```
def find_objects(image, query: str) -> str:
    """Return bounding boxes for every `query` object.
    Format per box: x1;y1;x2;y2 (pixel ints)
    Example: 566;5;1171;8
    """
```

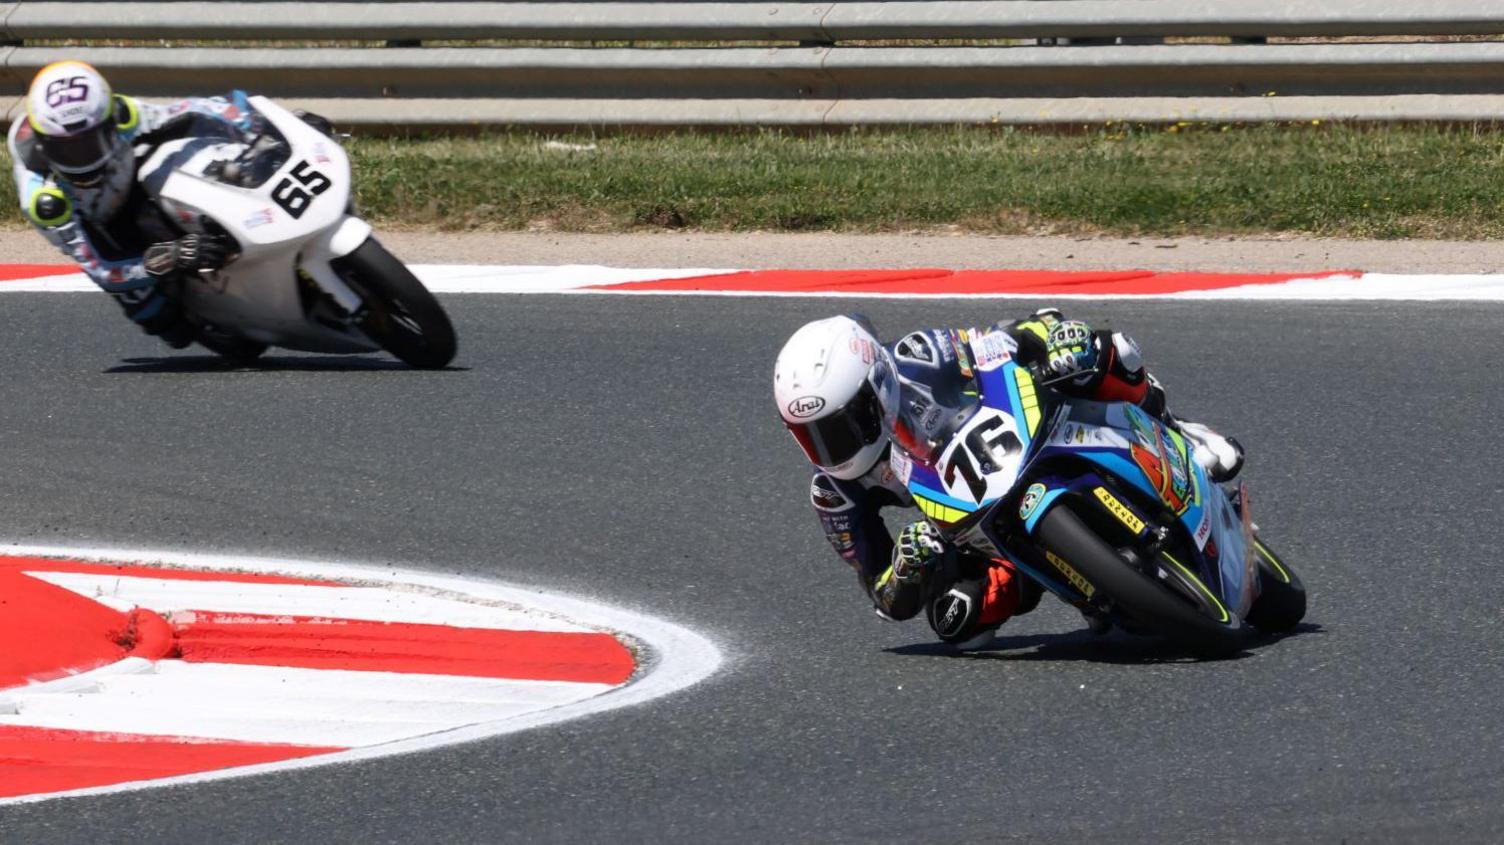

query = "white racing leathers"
8;91;259;331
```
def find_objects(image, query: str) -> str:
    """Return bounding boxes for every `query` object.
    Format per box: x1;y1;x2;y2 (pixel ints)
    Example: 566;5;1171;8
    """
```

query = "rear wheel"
1036;507;1247;658
333;238;456;369
1245;537;1307;633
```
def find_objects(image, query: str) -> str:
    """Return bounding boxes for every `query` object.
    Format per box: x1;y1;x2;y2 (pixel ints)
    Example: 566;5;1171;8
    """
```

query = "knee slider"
927;579;986;644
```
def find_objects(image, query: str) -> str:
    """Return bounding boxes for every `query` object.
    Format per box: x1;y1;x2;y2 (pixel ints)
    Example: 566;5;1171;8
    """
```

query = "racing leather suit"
809;314;1165;645
7;91;259;341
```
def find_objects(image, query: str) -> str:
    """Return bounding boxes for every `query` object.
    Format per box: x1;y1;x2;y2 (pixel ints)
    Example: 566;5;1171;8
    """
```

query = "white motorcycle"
142;96;456;368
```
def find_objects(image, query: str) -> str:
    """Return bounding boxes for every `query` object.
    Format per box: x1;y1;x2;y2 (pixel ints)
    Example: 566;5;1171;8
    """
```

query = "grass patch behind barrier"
4;122;1503;238
344;124;1504;239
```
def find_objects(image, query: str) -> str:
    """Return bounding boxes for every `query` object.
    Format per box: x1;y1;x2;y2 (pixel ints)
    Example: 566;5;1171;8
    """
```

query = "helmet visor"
40;121;120;183
787;380;884;469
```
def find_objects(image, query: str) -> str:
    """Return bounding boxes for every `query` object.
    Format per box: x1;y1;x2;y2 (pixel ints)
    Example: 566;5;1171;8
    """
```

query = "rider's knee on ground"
926;561;1020;645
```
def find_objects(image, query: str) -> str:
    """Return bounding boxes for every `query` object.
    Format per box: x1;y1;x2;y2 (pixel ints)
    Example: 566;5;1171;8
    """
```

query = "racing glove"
1044;319;1099;378
892;521;947;583
143;233;230;278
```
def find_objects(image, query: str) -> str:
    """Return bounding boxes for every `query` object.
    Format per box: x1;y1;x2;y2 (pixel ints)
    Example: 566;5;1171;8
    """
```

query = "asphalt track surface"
2;292;1502;843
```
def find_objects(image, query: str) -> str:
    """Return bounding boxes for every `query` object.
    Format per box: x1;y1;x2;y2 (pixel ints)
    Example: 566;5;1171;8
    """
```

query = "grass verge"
6;123;1504;238
345;124;1504;239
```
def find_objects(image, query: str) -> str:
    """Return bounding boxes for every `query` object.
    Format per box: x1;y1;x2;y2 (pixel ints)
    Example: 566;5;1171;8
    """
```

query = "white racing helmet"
26;61;135;218
774;315;900;480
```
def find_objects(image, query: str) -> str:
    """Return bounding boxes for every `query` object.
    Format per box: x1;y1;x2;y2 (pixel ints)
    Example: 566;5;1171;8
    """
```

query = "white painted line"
409;264;737;293
0;272;94;291
12;264;1501;299
27;570;592;632
2;662;614;747
0;266;738;294
1179;272;1504;301
0;543;724;807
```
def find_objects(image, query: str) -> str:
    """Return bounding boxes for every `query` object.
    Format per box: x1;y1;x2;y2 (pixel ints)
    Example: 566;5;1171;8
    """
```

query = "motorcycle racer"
7;61;263;347
773;310;1244;649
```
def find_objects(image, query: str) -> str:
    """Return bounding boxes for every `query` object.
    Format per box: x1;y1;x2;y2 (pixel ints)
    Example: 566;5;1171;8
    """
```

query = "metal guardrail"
1;1;1502;126
4;2;1504;42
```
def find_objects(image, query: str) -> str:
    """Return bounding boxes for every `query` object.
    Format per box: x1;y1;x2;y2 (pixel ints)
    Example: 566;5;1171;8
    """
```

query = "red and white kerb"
0;551;717;804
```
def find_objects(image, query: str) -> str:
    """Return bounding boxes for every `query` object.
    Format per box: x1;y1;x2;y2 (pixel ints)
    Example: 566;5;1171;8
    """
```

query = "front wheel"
1245;537;1307;633
332;238;457;369
1035;506;1248;658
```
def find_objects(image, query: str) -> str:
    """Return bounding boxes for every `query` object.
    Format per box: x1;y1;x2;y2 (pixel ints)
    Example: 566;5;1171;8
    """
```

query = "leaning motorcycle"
890;329;1306;657
142;95;456;368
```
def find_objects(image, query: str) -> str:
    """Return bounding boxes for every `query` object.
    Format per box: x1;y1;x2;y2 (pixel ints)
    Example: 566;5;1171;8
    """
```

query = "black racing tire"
1035;506;1248;658
1245;536;1308;634
196;327;268;362
334;238;456;369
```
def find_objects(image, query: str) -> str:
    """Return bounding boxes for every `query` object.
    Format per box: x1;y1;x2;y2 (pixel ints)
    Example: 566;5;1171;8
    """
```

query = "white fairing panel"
935;407;1026;506
146;96;377;353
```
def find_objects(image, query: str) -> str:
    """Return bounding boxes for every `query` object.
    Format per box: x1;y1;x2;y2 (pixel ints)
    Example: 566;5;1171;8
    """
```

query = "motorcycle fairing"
902;352;1039;529
1026;407;1256;617
149;96;378;353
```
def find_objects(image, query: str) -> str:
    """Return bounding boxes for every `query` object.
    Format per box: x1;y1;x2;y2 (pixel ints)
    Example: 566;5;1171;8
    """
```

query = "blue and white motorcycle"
888;328;1306;657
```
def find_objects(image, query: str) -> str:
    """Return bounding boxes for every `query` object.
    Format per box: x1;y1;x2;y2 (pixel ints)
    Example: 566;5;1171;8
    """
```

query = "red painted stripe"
0;570;129;690
172;612;636;685
0;725;339;799
0;263;74;282
589;268;1355;295
0;556;337;586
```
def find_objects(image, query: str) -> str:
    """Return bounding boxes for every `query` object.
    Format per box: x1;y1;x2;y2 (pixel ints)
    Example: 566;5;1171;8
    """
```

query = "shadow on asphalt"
105;356;470;374
886;622;1324;665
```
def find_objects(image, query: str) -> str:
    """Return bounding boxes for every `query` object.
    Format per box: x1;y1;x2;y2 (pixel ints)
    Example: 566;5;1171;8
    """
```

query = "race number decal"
45;77;91;107
938;409;1024;504
271;160;333;219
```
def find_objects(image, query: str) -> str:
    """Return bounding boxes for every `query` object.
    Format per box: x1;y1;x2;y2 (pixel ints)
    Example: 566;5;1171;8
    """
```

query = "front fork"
298;215;374;316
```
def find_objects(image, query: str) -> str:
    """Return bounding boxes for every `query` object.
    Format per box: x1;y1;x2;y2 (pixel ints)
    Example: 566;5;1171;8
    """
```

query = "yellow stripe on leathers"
1015;320;1049;341
1013;367;1041;436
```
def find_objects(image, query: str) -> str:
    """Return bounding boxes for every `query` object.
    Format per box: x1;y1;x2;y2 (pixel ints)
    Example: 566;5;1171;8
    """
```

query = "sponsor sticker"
933;330;956;363
889;448;913;485
787;395;826;418
810;475;852;512
1045;550;1096;598
952;330;974;377
1093;487;1146;534
970;330;1016;372
243;208;276;230
1194;512;1212;548
848;336;876;364
1018;482;1048;521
